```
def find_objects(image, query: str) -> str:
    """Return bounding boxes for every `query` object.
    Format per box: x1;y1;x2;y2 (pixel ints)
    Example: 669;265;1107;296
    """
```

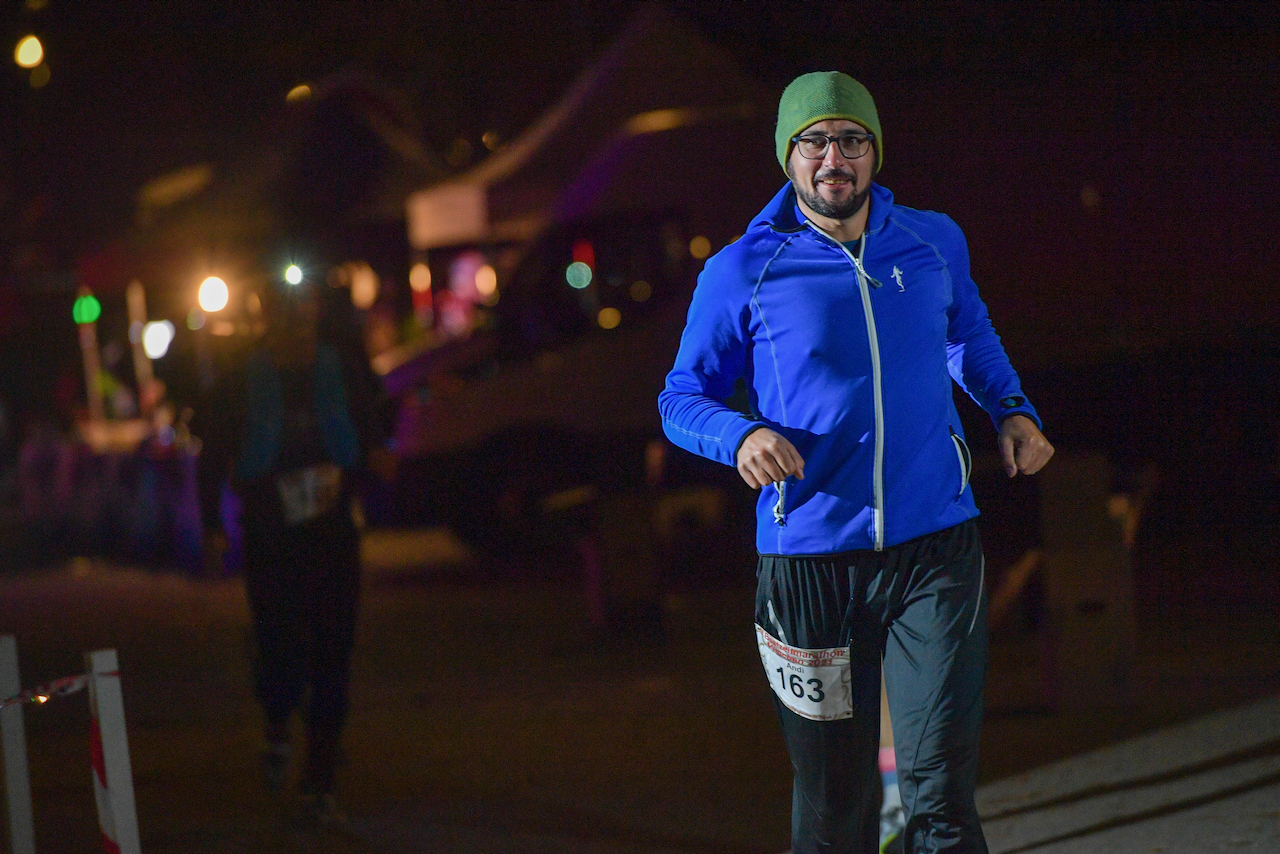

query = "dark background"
2;0;1279;586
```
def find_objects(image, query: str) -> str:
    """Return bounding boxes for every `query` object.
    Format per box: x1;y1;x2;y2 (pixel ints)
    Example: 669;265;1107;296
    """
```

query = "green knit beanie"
776;71;882;174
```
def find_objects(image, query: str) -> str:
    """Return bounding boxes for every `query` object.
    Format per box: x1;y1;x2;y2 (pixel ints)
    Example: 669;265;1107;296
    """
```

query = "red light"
572;239;595;269
412;287;433;313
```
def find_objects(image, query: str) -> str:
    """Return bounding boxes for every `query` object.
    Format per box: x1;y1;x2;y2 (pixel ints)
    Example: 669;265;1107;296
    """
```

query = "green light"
72;293;101;325
566;261;593;289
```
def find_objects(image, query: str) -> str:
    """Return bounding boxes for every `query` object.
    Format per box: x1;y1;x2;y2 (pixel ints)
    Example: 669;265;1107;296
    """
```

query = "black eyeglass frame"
790;132;876;160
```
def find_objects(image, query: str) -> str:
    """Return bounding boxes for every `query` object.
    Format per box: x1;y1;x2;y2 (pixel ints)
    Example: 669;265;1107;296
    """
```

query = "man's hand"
998;414;1054;477
736;428;805;489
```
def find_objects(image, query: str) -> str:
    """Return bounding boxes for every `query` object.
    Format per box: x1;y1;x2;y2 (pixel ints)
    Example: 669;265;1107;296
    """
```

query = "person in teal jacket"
197;276;385;829
659;72;1053;853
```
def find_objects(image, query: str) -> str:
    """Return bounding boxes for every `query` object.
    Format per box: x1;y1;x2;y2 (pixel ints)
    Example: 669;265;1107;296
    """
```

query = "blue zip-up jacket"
659;182;1041;555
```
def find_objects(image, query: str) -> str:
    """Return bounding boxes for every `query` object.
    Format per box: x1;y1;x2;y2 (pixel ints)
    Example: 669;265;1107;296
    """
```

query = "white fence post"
0;635;35;854
86;650;140;854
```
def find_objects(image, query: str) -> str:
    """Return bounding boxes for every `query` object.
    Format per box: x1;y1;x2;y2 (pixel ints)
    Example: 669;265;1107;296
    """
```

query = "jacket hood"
749;181;895;236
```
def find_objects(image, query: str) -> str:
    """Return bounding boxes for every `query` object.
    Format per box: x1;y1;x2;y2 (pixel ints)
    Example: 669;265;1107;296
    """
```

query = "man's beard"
787;163;869;221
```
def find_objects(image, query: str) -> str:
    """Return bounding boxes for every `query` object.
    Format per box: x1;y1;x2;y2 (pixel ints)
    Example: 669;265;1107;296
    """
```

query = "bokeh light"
187;308;206;330
475;264;497;295
597;307;622;329
409;262;432;293
284;265;303;285
14;36;42;69
481;130;500;151
629;280;652;302
349;262;380;309
72;293;101;324
29;63;49;89
1081;184;1102;211
142;320;176;359
689;235;712;259
572;239;595;269
198;276;229;312
286;84;312;102
566;261;592;289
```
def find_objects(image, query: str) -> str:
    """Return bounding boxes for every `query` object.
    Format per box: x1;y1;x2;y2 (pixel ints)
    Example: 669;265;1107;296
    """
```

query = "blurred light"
566;261;592;289
481;130;500;150
25;0;49;10
187;308;205;330
630;280;652;302
129;320;143;344
142;320;176;359
35;695;48;704
409;262;432;293
597;307;622;329
572;239;595;269
29;63;50;89
72;293;101;325
475;264;497;297
284;264;303;285
286;84;312;102
412;285;433;317
198;276;229;312
625;107;695;136
348;262;380;309
247;292;262;315
1081;184;1102;211
14;36;42;69
210;320;235;336
689;235;712;260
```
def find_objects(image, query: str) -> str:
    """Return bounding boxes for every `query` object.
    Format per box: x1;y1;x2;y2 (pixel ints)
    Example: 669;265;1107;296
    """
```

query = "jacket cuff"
995;401;1042;431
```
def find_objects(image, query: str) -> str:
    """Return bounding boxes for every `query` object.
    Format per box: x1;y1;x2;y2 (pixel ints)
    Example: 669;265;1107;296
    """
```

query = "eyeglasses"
791;132;875;161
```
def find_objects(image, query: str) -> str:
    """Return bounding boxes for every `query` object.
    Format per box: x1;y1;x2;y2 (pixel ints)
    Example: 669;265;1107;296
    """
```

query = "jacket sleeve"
658;251;763;467
941;217;1043;430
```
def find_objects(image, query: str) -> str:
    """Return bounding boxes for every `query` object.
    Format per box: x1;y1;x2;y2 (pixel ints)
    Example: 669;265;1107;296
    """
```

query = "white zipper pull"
853;255;884;289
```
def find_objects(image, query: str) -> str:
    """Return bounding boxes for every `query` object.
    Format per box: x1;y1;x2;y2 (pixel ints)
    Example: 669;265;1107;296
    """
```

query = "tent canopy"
406;5;779;251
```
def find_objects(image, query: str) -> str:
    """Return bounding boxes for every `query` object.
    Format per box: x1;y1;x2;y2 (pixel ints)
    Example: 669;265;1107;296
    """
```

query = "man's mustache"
814;169;855;182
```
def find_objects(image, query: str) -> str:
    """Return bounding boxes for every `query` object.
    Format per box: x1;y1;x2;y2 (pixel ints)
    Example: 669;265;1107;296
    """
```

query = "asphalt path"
0;528;1275;853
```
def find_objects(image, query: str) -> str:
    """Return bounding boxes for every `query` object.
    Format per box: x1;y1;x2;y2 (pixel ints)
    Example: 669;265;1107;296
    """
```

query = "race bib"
275;464;343;525
755;624;853;721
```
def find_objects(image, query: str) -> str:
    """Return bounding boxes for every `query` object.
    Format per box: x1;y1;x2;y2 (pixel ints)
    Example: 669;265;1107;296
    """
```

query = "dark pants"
243;511;361;794
755;520;988;854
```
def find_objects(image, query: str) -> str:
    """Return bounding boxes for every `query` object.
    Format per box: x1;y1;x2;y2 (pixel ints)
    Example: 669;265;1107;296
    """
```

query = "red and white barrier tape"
0;673;90;711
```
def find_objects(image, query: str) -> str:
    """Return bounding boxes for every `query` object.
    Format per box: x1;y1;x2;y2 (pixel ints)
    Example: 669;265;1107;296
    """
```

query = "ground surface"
0;527;1277;853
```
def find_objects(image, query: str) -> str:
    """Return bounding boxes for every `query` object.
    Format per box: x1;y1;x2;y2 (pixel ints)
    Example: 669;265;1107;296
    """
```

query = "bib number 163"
755;625;853;721
776;668;826;703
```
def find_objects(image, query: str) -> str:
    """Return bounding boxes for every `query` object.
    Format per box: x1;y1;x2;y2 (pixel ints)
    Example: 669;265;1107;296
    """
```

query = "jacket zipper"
950;428;972;498
809;224;886;550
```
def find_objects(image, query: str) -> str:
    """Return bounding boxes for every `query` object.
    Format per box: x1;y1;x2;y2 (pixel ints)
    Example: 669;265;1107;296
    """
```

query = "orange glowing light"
475;264;497;297
14;35;42;69
598;307;621;329
198;276;229;312
409;262;432;293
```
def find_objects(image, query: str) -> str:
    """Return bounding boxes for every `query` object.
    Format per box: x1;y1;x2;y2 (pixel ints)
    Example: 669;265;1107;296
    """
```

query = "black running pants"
755;519;989;854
